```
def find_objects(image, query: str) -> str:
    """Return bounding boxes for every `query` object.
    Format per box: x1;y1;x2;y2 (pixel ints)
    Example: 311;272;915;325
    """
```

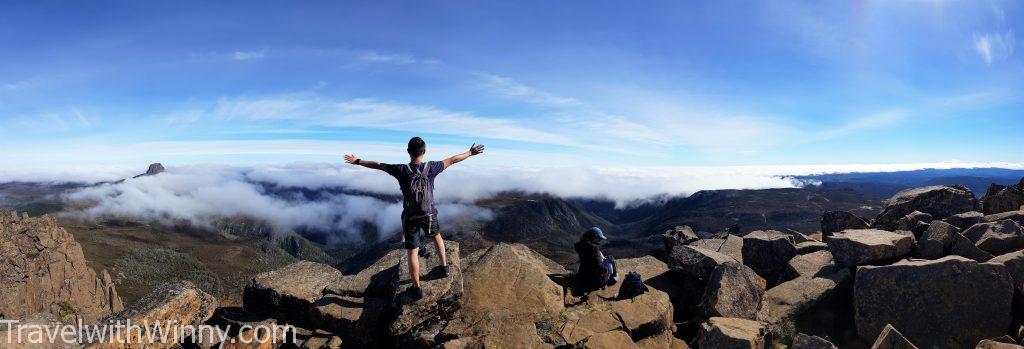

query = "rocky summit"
7;177;1024;348
0;210;122;323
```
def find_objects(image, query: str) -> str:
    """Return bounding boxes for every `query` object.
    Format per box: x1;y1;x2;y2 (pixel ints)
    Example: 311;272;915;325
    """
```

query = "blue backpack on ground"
617;271;647;300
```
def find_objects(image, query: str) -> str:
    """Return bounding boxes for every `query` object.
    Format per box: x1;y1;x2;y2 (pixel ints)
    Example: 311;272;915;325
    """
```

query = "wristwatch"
354;159;361;165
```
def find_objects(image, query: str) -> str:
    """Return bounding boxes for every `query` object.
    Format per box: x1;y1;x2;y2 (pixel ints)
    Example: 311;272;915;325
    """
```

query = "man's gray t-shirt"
382;161;445;219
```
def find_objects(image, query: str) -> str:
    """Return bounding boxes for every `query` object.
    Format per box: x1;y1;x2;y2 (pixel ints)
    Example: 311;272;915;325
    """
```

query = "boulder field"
6;178;1024;348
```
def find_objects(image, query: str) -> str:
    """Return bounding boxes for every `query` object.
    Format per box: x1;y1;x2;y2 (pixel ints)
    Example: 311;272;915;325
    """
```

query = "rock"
825;229;915;267
556;308;624;344
913;220;959;259
583;330;640;349
895;211;932;237
820;210;870;236
784;251;838;280
783;229;813;243
311;249;402;345
869;324;918;349
593;255;677;300
663;226;699;252
689;235;744;263
854;256;1012;348
0;210;123;323
757;269;850;331
697;317;766;349
951;231;995;262
389;242;463;347
86;281;218;349
794;241;828;255
609;291;674;340
976;337;1024;349
132;163;166;178
741;230;797;286
981;178;1024;215
243;260;341;326
701;261;765;320
990;250;1024;294
668;245;736;281
945;211;985;230
872;185;977;230
791;333;838;349
983;211;1024;227
442;243;566;348
964;220;1024;255
636;331;691;349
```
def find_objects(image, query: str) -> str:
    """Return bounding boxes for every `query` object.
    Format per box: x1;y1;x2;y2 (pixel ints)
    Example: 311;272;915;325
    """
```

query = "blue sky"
1;0;1021;170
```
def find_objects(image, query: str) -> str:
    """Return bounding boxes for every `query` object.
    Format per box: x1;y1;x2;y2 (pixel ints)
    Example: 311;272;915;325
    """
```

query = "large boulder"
976;337;1024;349
825;229;914;267
756;269;851;332
243;260;341;325
791;333;838;349
872;185;977;230
794;241;828;255
981;179;1024;215
636;331;691;349
869;324;918;349
895;211;932;237
583;330;640;349
663;226;699;252
0;211;123;323
593;255;677;300
697;317;766;349
951;231;995;262
741;230;797;286
389;242;464;347
85;281;218;349
983;210;1024;227
964;220;1024;255
945;211;985;230
784;251;837;280
701;261;765;320
913;220;959;259
854;256;1013;349
820;210;870;236
668;245;736;281
990;250;1024;294
442;243;566;348
689;235;744;263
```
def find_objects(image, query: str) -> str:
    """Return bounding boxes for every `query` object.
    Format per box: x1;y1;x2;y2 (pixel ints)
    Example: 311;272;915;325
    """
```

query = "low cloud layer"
14;161;1024;242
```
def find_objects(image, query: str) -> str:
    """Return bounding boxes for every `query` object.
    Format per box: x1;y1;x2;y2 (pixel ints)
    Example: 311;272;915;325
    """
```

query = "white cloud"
59;164;494;243
213;97;575;146
974;31;1015;65
478;73;583;107
356;50;424;65
232;50;267;61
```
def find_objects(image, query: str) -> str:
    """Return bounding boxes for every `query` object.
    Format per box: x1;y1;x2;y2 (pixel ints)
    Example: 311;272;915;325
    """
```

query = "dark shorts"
402;215;440;249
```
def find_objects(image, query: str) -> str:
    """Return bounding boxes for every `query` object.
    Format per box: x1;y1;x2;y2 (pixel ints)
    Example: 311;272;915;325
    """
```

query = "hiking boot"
439;265;450;278
409;286;424;301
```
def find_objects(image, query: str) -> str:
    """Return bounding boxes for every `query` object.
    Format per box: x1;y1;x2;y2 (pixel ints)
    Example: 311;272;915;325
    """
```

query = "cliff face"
0;210;123;323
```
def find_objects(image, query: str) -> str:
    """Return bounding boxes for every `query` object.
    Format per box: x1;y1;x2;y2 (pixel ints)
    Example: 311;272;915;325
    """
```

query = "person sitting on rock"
344;137;485;300
574;227;617;292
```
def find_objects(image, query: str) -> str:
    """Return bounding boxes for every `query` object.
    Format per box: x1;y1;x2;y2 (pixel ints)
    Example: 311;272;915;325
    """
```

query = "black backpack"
617;272;647;300
407;162;433;215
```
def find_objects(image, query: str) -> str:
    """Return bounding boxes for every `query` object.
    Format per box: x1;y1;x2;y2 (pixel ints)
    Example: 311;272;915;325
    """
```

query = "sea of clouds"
4;161;1023;242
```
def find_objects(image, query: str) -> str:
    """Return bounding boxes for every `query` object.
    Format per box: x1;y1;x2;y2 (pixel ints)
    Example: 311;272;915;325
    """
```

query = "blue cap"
587;227;607;240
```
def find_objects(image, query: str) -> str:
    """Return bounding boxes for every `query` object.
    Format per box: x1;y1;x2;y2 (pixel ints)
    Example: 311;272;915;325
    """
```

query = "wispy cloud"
477;73;583;108
974;31;1015;65
213;96;574;146
232;50;267;61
